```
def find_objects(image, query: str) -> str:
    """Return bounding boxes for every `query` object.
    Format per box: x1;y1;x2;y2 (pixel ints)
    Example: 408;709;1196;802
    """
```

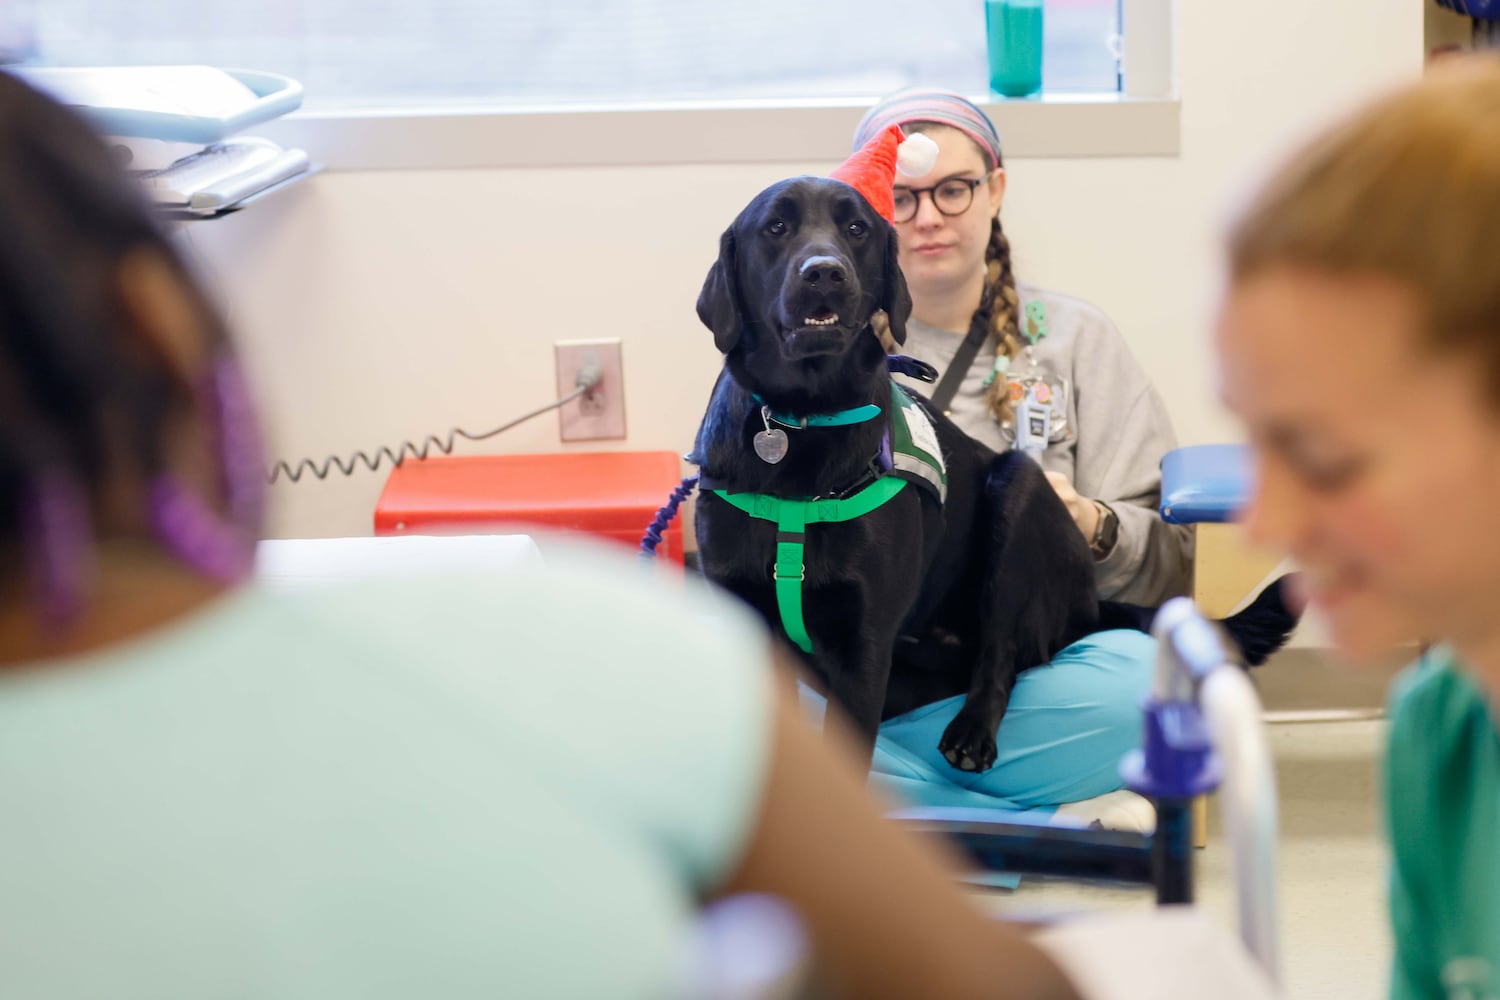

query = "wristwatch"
1089;500;1119;560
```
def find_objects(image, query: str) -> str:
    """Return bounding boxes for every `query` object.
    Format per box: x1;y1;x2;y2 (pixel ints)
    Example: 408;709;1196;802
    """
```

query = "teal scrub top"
1386;650;1500;1000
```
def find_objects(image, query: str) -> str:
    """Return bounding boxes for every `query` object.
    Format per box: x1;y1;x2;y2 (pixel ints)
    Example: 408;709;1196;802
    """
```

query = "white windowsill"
256;93;1180;172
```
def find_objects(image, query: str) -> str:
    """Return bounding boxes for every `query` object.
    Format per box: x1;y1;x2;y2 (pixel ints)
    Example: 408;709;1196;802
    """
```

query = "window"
11;0;1120;110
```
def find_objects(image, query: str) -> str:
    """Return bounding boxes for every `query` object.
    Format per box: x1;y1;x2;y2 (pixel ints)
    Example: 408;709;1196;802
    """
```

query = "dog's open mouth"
784;309;850;357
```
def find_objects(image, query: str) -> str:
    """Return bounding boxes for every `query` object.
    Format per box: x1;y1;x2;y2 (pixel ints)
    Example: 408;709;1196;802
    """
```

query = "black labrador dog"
689;175;1290;771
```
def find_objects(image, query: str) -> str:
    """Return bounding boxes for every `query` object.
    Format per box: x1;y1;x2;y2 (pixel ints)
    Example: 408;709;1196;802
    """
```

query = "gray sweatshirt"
893;284;1193;605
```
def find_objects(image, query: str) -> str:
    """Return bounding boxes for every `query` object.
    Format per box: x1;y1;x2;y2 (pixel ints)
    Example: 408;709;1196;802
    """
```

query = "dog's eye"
764;219;788;237
847;220;869;238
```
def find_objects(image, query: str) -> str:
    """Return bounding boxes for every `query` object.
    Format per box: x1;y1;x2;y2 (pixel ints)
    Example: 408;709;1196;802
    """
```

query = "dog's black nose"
799;255;846;286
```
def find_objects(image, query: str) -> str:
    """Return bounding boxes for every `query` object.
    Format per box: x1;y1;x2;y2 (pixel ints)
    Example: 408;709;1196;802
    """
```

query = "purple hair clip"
21;470;96;631
148;356;266;584
209;357;266;535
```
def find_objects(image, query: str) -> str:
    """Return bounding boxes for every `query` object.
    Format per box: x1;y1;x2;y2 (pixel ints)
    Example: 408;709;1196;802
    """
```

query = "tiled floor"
974;719;1391;999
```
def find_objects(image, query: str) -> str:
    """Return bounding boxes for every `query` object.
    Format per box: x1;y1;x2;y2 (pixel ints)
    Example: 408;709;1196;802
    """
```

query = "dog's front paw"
939;706;998;773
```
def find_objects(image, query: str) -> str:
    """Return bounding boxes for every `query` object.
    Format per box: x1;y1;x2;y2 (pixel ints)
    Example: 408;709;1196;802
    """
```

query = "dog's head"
696;176;911;367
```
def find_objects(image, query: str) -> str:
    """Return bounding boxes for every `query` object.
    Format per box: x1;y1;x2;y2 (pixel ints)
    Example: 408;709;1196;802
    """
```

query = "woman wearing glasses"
838;90;1201;823
858;89;1192;606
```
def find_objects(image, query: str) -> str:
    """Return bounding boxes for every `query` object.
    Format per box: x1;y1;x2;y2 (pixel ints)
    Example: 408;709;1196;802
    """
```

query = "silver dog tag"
754;406;789;464
754;429;789;464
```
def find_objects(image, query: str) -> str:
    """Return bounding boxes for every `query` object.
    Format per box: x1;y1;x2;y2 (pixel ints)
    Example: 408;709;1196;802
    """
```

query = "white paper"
254;535;544;596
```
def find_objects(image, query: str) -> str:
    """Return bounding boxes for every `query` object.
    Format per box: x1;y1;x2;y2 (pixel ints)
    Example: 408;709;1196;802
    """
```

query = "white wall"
186;0;1423;540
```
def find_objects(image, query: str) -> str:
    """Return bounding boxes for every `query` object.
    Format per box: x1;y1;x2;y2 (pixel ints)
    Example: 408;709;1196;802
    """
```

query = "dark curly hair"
0;71;228;573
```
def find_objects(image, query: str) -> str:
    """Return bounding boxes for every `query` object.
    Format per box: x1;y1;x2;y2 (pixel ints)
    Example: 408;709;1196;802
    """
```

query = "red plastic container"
374;451;686;564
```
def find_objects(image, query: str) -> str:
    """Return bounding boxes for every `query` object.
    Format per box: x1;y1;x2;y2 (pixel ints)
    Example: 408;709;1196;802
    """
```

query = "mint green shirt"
1386;651;1500;999
0;553;771;999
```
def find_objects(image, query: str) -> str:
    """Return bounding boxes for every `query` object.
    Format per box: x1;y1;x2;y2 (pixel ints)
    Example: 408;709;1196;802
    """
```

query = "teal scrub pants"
801;629;1156;817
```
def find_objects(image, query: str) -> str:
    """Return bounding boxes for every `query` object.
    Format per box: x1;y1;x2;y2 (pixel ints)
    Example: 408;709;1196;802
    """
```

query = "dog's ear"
881;225;912;347
696;226;744;354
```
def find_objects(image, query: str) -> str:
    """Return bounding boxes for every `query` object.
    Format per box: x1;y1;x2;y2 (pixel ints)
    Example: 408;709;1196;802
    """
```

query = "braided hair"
904;122;1023;425
0;72;225;576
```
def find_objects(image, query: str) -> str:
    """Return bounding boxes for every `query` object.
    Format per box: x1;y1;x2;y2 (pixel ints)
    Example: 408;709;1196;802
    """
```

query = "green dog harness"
713;383;946;655
714;476;908;655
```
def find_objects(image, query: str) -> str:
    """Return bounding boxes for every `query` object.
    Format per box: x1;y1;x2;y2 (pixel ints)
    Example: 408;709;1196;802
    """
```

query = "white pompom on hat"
829;125;939;223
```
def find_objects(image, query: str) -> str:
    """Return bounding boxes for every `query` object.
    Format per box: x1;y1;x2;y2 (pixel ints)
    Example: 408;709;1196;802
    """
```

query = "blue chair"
1161;444;1251;526
1159;444;1282;619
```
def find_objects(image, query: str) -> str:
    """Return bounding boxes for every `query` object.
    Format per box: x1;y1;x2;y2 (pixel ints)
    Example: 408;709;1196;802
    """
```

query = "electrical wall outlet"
555;338;626;441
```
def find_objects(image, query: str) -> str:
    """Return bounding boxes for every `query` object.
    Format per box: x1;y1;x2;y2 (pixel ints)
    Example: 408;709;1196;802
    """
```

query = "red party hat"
829;124;939;222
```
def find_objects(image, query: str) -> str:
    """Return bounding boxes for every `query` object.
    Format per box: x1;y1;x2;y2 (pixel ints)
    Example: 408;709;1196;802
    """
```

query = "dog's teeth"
802;314;839;327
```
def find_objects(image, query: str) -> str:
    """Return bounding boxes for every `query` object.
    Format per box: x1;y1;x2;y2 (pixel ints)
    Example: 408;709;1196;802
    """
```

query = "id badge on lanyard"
1013;383;1051;457
1000;300;1071;449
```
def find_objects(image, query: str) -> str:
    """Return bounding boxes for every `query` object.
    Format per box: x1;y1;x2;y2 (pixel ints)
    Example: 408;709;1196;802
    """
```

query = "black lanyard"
927;319;990;416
